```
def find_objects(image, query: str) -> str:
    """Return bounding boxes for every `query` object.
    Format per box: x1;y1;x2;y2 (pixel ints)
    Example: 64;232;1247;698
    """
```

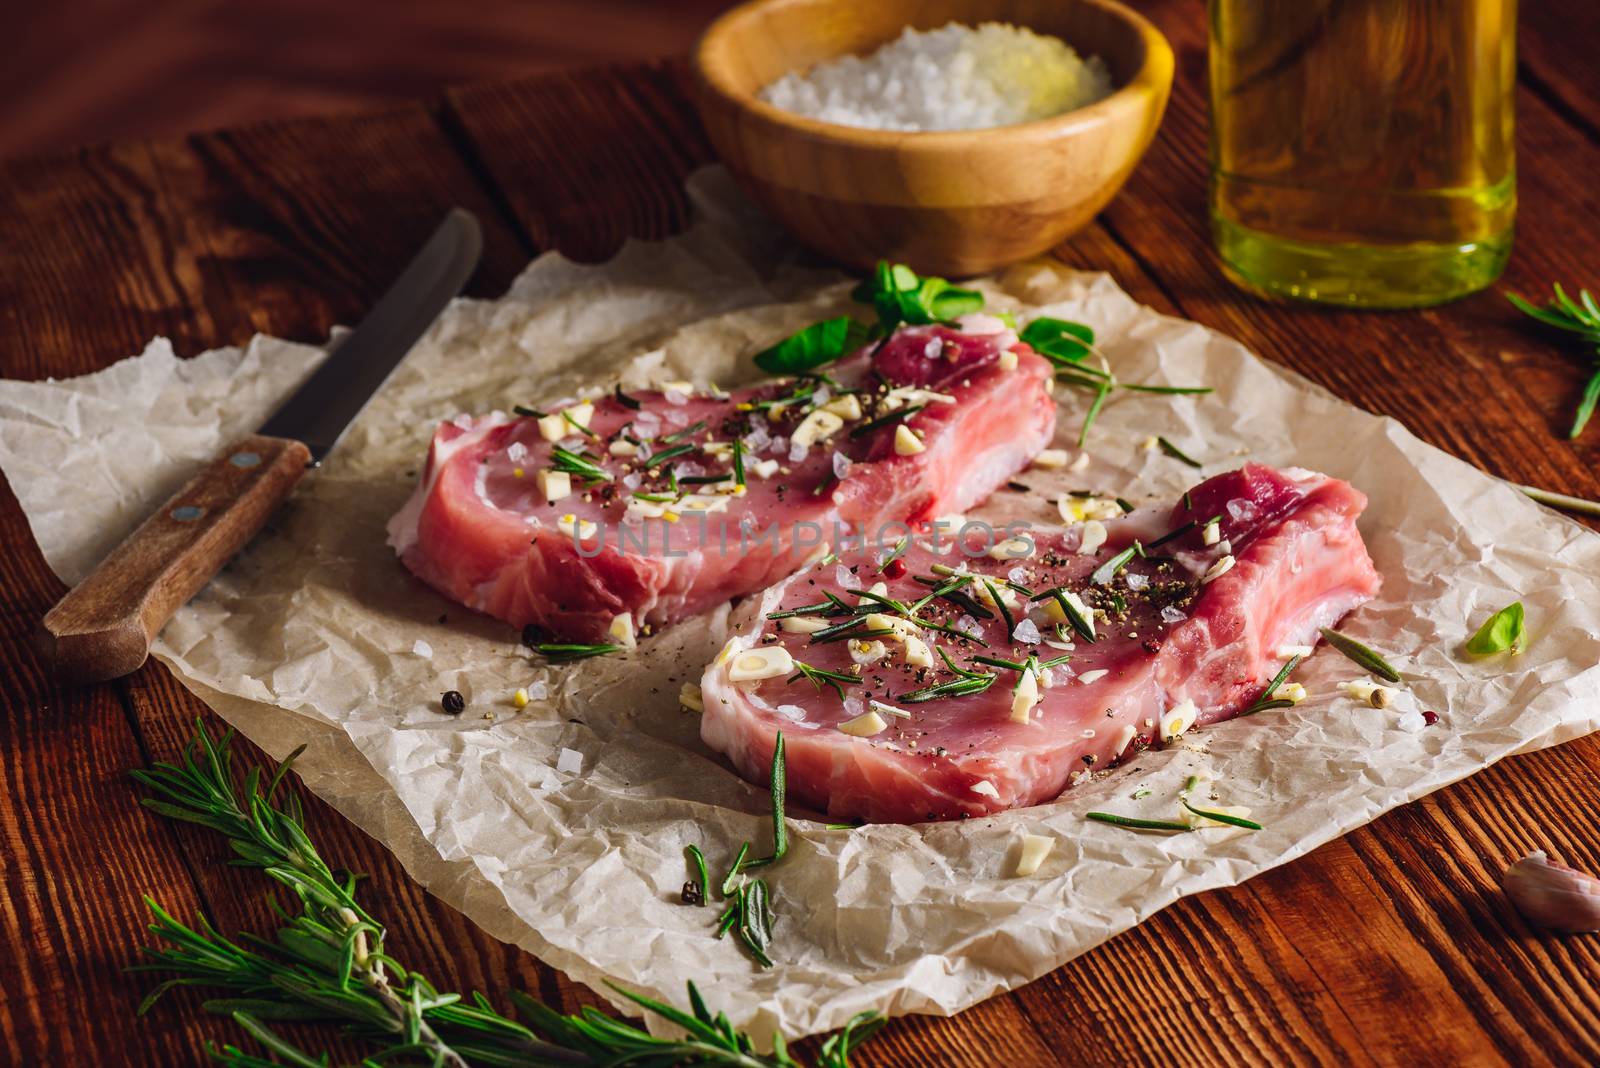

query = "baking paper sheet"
4;169;1599;1043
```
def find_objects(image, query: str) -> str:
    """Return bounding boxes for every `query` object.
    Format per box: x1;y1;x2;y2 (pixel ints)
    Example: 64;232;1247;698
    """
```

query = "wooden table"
3;2;1598;1064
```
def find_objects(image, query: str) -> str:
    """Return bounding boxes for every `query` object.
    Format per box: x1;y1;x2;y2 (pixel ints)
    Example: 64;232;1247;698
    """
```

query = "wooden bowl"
693;0;1173;277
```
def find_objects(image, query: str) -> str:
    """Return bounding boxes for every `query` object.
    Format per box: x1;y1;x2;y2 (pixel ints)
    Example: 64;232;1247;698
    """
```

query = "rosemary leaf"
1318;627;1402;682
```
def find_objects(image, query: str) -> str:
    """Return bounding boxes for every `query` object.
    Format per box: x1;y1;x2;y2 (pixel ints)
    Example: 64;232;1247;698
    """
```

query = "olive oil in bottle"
1209;0;1516;308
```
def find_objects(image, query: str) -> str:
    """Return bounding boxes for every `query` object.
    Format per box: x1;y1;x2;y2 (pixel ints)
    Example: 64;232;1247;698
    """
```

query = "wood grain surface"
2;1;1598;1064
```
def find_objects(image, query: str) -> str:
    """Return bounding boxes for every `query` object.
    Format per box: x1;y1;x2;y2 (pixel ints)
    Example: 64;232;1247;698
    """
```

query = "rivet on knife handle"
39;434;311;683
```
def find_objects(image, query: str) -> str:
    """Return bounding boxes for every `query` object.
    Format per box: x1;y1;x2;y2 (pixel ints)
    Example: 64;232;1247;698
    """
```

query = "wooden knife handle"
39;434;312;683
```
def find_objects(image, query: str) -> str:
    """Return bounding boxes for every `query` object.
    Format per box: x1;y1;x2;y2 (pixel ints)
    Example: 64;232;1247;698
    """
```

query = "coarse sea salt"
761;22;1113;132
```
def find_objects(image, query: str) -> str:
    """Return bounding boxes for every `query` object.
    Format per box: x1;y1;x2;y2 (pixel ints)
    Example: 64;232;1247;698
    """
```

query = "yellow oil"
1209;0;1517;308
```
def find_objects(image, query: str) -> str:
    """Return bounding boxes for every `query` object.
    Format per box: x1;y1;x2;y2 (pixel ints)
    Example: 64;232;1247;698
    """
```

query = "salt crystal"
924;338;942;358
556;748;584;774
769;435;788;456
788;439;809;463
1396;710;1427;733
812;385;832;407
664;387;690;406
1007;566;1028;584
1226;498;1258;524
832;451;852;480
1160;605;1187;624
506;441;528;462
835;564;854;588
1013;618;1041;644
622;472;642;490
776;703;808;723
1125;573;1149;591
956;614;983;639
525;681;548;700
411;639;433;658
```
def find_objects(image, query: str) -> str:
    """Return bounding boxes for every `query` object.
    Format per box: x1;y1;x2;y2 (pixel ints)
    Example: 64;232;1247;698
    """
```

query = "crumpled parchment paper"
3;169;1598;1044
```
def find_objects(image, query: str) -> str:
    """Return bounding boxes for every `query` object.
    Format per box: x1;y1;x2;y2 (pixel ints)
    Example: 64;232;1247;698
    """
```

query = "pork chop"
698;463;1381;822
388;318;1056;641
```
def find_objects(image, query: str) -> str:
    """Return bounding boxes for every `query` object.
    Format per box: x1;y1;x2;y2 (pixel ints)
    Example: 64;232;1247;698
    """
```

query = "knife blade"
39;209;484;683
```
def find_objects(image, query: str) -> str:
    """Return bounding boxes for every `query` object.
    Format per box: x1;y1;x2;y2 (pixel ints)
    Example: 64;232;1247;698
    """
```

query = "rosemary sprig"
613;383;642;410
535;641;621;662
1318;627;1401;683
789;659;861;699
1241;655;1302;716
1181;800;1263;831
982;579;1015;640
849;403;926;438
1508;284;1600;437
549;446;610;482
132;722;882;1067
745;735;789;870
660;419;709;445
1156;436;1202;468
1090;543;1140;586
1085;812;1192;832
642;442;697;469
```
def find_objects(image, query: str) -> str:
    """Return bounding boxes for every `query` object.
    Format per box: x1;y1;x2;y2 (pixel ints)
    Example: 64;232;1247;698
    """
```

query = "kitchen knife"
39;208;483;683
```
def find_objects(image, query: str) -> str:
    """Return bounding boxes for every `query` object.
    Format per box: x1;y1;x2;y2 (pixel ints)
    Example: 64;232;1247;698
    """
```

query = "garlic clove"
1503;850;1600;933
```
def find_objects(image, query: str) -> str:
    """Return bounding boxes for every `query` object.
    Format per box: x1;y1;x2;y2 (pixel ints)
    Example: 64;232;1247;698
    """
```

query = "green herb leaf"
1465;601;1525;656
1508;286;1600;438
1181;800;1263;830
852;260;984;332
1157;436;1202;468
1318;627;1402;682
754;316;869;375
1020;316;1095;364
1085;811;1193;832
745;733;788;869
535;642;621;662
1091;543;1140;586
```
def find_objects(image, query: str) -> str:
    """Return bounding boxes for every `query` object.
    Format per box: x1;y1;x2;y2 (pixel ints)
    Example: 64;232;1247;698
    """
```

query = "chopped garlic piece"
1112;723;1137;753
1042;589;1095;639
1058;495;1123;524
537;412;568;441
1069;451;1091;473
1032;448;1070;469
513;687;530;708
1014;833;1055;876
1278;682;1307;704
565;401;594;430
751;458;780;479
849;639;888;665
822;394;863;421
864;612;921;638
998;350;1018;372
974;581;1020;611
728;646;795;683
1160;698;1198;741
839;710;889;737
679;682;704;712
989;536;1033;560
1202;518;1221;546
607;612;637;651
971;780;1001;799
1340;679;1396;708
1276;644;1315;659
866;581;889;598
903;636;933;667
1140;436;1159;451
538;468;572;504
557;513;598;541
893;423;925;456
870;700;912;719
1077;520;1107;556
1201;555;1235;584
1010;669;1040;723
1076;668;1109;685
792;408;845;448
779;615;830;634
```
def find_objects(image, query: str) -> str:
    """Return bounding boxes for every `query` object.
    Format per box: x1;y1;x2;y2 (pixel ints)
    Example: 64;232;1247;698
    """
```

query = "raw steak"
388;318;1056;641
698;463;1381;823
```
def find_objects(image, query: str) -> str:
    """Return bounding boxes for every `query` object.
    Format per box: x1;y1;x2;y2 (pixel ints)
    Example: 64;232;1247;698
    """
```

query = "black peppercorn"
440;690;466;715
680;881;704;906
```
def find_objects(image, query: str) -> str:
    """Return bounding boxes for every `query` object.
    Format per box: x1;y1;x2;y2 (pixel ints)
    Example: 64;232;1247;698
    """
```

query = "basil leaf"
753;316;867;374
1020;316;1095;364
1465;601;1525;655
853;260;984;332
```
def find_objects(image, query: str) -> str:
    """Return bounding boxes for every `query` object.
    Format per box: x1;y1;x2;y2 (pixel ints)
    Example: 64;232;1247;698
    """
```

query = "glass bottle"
1208;1;1517;308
